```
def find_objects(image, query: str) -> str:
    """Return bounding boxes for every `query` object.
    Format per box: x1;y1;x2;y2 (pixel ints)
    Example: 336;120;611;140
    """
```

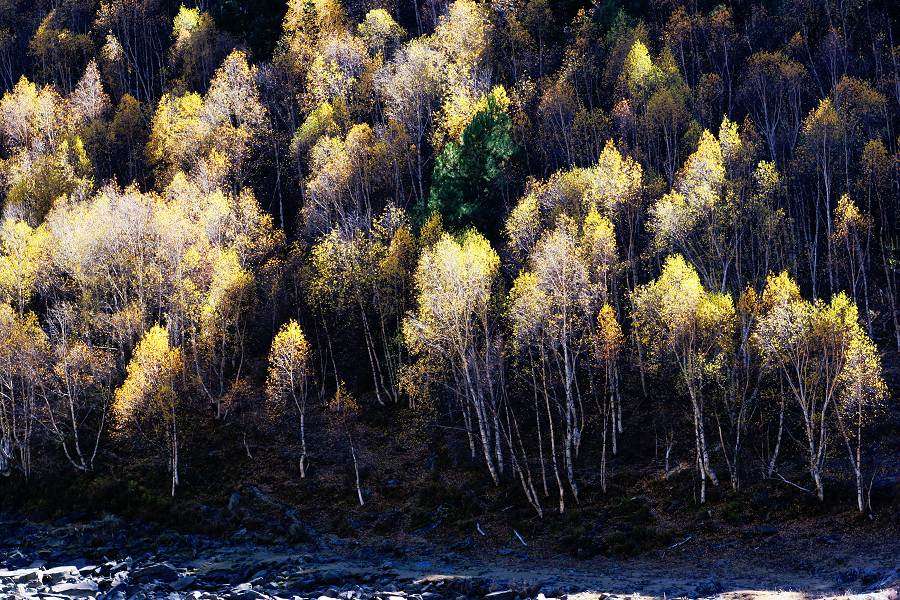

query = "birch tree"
113;324;185;496
632;254;734;503
752;272;881;504
508;211;617;510
835;332;886;512
403;230;503;484
266;319;312;478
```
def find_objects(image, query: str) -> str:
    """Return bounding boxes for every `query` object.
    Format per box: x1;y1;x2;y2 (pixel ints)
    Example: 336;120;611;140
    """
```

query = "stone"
229;492;241;512
695;578;723;597
228;582;268;599
42;565;80;584
50;580;99;597
172;576;197;591
98;560;130;577
132;562;180;583
0;568;42;584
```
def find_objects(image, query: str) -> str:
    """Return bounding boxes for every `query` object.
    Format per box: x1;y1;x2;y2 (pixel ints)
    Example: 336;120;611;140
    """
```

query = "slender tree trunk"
171;417;179;498
349;434;364;506
767;394;785;477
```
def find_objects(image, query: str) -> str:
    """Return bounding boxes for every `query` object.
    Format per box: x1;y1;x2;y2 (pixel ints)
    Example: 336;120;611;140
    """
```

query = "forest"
0;0;897;530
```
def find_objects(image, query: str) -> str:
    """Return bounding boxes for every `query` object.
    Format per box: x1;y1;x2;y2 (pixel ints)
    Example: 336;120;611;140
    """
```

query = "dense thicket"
0;0;897;518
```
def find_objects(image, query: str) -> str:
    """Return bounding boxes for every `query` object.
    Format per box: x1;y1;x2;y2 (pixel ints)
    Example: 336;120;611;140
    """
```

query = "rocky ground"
1;510;898;600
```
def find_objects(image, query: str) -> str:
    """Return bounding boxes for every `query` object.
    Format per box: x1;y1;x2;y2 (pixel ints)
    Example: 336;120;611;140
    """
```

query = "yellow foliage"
753;160;780;197
326;379;359;422
580;208;617;280
678;129;725;211
435;85;511;147
358;8;405;54
147;91;209;179
631;254;735;365
588;140;643;215
649;129;725;249
760;271;801;311
418;212;445;248
266;319;312;407
199;249;254;346
508;270;547;347
404;230;499;356
0;76;66;155
595;303;624;363
718;115;742;167
172;5;202;48
833;194;868;241
114;324;184;426
0;219;48;311
621;40;661;100
431;0;491;92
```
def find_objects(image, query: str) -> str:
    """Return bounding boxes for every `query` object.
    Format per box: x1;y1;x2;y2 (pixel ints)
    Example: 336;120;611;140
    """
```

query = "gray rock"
50;580;99;597
42;565;80;584
172;575;197;591
228;582;269;599
695;578;723;597
229;492;241;512
132;563;179;583
98;560;130;577
0;568;41;583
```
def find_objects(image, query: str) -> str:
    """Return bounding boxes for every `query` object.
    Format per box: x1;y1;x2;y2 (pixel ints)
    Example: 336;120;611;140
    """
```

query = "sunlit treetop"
113;324;184;426
357;8;405;56
594;303;625;363
717;115;742;169
0;76;67;155
648;129;726;250
752;271;810;365
305;31;374;111
833;194;869;242
266;319;312;410
620;40;662;101
69;60;110;125
403;229;499;357
431;0;491;93
837;333;887;417
801;98;841;146
588;139;643;216
0;219;49;313
434;85;510;148
631;254;735;362
508;209;617;353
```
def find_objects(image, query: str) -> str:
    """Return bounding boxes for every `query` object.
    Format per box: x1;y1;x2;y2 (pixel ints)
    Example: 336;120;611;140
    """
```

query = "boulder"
0;568;41;584
42;565;80;584
695;578;723;597
172;575;197;591
50;580;99;597
131;562;179;583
